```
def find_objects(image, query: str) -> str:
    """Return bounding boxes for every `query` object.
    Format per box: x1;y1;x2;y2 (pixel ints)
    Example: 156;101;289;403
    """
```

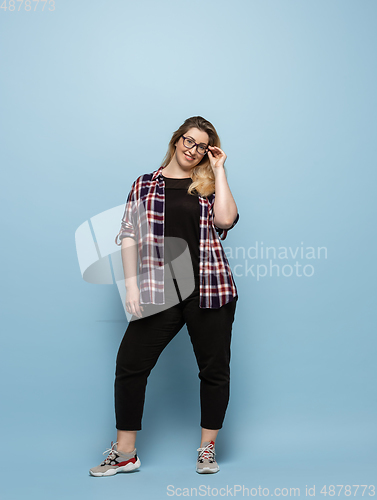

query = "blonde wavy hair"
161;116;224;197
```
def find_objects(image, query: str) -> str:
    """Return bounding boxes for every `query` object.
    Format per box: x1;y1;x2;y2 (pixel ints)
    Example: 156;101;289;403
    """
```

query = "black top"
162;174;200;278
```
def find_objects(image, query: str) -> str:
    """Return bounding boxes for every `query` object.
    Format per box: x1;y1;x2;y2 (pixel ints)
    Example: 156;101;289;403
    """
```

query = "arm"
116;180;144;318
121;237;144;318
121;236;138;289
212;166;238;229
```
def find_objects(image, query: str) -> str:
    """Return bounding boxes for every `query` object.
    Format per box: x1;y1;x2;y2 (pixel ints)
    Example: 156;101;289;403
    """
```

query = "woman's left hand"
208;146;227;172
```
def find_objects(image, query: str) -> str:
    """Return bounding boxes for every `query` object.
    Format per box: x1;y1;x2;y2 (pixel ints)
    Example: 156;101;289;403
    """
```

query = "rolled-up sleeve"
215;212;239;240
115;182;137;246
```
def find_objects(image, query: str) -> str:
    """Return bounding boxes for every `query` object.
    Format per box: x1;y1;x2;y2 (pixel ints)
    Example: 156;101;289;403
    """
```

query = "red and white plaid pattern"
115;165;239;309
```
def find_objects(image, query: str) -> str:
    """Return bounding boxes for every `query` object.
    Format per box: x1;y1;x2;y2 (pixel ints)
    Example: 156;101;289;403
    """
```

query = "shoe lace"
102;441;119;464
197;442;216;461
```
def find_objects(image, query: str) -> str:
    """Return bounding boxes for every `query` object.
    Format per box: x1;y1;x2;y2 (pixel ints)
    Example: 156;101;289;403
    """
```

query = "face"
174;127;210;170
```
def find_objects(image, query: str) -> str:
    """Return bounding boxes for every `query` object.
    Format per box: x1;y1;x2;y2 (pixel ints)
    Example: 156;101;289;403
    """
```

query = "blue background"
1;0;376;499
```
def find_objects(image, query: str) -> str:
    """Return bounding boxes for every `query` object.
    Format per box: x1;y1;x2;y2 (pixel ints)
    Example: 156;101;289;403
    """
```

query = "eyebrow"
187;136;208;147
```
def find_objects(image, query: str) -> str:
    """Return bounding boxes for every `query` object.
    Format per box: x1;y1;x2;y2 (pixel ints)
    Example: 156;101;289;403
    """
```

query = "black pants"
114;276;238;431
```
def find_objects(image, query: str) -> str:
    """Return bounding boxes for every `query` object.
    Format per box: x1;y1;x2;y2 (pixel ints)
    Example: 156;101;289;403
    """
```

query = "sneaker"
196;440;219;473
89;441;141;477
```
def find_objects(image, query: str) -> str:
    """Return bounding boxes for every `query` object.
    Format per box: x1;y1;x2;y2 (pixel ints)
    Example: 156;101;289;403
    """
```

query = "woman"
89;116;239;476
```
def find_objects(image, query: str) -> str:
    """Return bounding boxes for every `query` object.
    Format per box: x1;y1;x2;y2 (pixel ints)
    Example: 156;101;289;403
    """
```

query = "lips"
184;153;194;161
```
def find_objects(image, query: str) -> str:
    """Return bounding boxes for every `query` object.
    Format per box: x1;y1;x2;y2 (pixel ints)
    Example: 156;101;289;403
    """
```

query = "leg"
183;294;237;474
114;302;185;434
183;295;238;430
201;428;219;447
117;430;137;454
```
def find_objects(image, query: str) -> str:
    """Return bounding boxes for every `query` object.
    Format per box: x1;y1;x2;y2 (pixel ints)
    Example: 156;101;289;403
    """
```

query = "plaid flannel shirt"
115;165;239;308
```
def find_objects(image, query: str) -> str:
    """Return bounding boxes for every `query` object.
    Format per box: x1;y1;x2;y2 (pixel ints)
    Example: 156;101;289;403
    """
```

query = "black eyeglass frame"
181;135;209;156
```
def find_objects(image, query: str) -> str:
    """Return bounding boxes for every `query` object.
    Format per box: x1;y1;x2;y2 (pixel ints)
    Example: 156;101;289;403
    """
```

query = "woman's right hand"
125;284;144;318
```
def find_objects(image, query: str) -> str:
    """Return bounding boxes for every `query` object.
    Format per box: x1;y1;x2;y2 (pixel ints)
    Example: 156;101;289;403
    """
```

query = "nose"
185;146;196;157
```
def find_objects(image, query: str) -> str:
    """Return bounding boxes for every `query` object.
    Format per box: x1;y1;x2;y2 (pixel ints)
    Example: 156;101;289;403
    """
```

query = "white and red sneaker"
196;440;219;473
89;441;141;477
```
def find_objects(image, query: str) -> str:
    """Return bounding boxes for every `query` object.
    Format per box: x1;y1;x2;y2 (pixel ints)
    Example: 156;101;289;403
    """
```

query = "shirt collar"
151;165;166;181
151;166;207;203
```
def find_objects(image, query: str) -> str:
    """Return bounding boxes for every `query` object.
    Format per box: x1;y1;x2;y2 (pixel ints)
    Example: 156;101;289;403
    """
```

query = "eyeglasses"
181;135;209;156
